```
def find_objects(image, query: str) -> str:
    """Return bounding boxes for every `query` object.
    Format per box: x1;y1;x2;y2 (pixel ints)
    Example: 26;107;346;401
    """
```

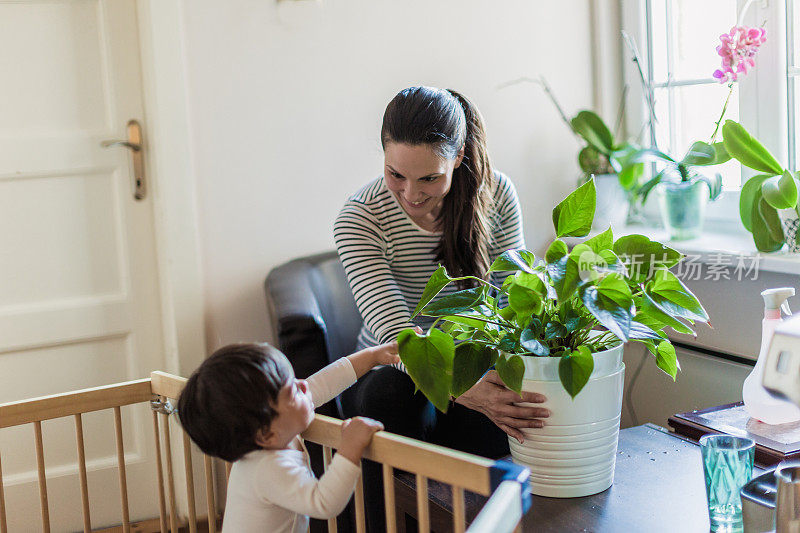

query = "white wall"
179;0;601;350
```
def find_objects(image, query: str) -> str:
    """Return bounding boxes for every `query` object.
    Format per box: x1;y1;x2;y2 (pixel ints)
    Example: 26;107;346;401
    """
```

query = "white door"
0;1;167;530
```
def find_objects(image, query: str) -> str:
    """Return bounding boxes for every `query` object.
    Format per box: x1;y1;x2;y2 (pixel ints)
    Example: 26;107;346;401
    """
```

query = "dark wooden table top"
395;423;766;533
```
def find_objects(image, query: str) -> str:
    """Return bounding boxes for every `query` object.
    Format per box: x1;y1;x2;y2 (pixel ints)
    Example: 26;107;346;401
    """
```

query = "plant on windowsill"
396;178;710;497
622;24;767;241
722;119;800;253
503;76;645;230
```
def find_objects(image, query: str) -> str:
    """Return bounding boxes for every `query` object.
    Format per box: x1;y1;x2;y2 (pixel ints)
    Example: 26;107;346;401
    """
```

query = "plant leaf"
596;273;633;310
580;285;632;342
520;326;549;355
552;179;597;238
649;269;709;322
545;239;569;263
584;226;614;253
680;141;716;166
451;343;498;398
639;294;695;335
487;249;536;274
571;110;614;155
397;328;454;412
558;346;595;399
411;266;453;319
421;287;486;317
739;175;771;232
655;341;679;380
722;120;783;175
508;281;544;316
711;142;731;164
495;352;525;395
757;195;785;243
629;320;663;340
613;234;683;282
762;170;799;210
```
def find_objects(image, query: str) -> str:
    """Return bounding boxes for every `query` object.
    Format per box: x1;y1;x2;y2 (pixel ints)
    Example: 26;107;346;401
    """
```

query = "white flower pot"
778;208;800;253
591;174;629;231
511;343;625;498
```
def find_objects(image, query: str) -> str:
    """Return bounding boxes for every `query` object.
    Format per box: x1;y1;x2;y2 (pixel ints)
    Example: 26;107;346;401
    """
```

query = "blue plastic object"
489;460;531;513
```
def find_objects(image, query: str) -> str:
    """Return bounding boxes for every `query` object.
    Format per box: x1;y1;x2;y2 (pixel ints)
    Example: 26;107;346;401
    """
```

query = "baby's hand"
372;341;400;366
338;417;384;465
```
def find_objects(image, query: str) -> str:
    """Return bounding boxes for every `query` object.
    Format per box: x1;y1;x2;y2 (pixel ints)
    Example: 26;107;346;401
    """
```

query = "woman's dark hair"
381;86;494;286
177;343;293;462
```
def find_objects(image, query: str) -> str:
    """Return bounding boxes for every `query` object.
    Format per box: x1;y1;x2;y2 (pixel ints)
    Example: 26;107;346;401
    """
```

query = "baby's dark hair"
177;342;293;462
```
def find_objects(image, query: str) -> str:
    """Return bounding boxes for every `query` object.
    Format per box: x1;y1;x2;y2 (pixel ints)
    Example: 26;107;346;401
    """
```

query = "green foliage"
398;181;709;411
722;120;798;252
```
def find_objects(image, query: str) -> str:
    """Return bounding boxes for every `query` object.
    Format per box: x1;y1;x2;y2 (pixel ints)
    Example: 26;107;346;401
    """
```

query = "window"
622;0;790;225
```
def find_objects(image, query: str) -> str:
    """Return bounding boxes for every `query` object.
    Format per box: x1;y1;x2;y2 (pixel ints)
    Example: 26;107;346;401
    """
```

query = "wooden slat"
383;463;397;533
0;380;152;428
34;421;50;533
322;447;337;533
354;470;365;533
181;433;198;533
151;409;168;533
161;412;179;533
150;371;186;400
74;414;92;532
452;486;465;533
302;415;493;494
113;407;130;533
0;449;7;533
416;474;429;533
203;455;217;533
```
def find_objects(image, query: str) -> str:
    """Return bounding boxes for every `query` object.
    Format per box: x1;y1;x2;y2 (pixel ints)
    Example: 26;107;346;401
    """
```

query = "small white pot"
778;208;800;253
511;343;625;498
591;174;629;231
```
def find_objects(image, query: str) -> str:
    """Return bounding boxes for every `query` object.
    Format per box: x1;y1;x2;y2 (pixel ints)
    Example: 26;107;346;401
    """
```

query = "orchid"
713;26;767;83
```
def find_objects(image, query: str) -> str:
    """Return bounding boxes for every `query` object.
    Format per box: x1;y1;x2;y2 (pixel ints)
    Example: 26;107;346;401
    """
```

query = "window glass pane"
793;0;800;65
793;77;800;167
671;0;738;80
652;84;741;189
650;0;669;82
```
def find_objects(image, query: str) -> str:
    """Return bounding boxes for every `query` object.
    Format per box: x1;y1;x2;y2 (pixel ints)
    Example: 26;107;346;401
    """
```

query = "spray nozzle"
762;287;796;316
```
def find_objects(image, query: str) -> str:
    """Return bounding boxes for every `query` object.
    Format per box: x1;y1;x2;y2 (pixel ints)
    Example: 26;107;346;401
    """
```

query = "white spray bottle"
742;287;800;424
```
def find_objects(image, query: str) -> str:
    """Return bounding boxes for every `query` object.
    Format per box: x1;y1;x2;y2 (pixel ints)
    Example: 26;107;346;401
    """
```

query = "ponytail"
438;89;494;287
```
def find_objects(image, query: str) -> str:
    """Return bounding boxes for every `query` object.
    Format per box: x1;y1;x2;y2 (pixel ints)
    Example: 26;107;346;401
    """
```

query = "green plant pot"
659;181;708;241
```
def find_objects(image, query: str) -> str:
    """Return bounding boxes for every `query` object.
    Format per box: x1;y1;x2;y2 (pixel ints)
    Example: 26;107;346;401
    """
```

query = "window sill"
565;223;800;276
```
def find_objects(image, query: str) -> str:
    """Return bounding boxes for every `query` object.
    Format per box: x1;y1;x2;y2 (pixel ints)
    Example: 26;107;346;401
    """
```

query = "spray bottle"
742;287;800;424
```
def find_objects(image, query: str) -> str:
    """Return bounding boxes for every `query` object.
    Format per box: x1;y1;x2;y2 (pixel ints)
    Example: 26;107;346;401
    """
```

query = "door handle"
102;120;146;200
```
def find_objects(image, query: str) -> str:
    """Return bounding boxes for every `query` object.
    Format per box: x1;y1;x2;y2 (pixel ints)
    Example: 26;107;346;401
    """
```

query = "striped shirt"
334;171;525;354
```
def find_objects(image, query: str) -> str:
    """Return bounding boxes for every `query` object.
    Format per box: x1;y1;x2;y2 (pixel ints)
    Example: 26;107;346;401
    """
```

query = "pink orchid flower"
713;26;767;83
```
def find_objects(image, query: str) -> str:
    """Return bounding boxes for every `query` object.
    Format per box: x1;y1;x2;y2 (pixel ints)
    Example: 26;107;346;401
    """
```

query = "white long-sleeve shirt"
334;171;525;354
222;358;359;533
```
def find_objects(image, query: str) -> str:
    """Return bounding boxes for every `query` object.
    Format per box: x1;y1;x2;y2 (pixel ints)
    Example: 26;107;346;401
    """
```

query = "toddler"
178;341;399;533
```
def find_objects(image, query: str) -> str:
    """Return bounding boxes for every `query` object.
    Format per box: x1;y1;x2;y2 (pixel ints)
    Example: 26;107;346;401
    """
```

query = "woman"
334;86;548;529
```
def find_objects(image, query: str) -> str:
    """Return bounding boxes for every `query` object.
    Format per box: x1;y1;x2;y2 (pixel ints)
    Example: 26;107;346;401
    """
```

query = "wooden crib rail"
0;379;152;429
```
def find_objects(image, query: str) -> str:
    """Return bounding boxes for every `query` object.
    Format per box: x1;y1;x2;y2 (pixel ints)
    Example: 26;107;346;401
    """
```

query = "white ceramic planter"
591;174;629;231
778;208;800;253
511;343;625;498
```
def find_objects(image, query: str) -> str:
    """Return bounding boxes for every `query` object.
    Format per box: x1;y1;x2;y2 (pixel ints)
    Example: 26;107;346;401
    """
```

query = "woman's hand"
371;341;400;366
454;370;549;444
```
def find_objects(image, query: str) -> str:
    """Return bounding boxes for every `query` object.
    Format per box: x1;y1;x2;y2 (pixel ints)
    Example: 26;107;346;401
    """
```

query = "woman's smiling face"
383;142;463;225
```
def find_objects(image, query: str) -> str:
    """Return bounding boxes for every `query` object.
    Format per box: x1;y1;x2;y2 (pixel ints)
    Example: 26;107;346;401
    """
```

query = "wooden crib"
0;371;530;533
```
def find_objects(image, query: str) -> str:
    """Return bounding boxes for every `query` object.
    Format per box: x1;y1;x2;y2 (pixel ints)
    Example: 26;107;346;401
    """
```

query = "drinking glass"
699;434;755;532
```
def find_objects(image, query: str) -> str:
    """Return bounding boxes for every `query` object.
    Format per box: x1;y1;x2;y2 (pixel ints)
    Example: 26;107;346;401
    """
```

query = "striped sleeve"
334;201;415;347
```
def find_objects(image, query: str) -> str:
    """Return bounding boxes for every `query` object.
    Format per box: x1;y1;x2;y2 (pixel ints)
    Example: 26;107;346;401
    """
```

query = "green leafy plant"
397;179;710;412
722;119;799;252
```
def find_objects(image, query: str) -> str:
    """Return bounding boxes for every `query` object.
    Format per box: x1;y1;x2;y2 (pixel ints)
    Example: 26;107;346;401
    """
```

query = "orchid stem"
710;83;734;143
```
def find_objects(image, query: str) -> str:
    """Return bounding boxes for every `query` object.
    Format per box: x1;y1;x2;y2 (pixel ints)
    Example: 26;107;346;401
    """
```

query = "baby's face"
261;377;315;449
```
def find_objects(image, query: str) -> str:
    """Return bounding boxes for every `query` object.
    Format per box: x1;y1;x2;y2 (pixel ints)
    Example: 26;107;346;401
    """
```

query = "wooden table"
394;423;765;533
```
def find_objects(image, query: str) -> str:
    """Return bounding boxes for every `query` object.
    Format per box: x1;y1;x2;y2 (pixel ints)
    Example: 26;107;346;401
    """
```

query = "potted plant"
622;25;767;240
502;76;645;230
397;178;710;497
722;119;800;252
